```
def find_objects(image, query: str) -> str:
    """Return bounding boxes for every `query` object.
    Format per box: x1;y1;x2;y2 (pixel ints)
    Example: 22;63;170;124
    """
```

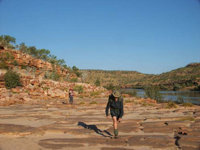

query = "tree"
0;35;16;49
63;64;70;70
27;46;38;57
48;54;57;65
95;78;101;86
19;42;28;53
144;86;162;102
37;49;50;60
72;66;82;77
72;66;79;72
57;59;65;66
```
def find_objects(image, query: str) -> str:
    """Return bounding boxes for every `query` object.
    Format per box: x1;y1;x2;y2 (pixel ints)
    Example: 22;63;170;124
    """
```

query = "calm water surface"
122;89;200;105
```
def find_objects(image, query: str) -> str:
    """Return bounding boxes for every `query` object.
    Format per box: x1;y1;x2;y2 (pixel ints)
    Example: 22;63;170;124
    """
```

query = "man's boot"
114;129;118;139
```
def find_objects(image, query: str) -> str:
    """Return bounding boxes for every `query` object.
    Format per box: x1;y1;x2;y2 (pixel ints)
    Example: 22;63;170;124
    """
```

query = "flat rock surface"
0;98;199;150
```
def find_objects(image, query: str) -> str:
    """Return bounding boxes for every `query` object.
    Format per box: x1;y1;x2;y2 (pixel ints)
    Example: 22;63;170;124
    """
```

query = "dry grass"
89;101;97;105
178;116;195;121
79;101;85;105
182;103;194;107
165;101;177;109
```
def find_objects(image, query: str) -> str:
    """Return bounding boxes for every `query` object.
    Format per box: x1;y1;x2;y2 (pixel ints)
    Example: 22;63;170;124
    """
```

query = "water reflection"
122;89;200;105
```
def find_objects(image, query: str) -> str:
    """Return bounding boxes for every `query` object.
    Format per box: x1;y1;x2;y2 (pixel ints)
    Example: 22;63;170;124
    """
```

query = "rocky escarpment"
0;48;70;78
0;48;109;106
0;79;108;106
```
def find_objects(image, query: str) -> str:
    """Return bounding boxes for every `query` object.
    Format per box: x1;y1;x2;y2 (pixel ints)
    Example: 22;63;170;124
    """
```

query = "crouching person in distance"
105;90;124;138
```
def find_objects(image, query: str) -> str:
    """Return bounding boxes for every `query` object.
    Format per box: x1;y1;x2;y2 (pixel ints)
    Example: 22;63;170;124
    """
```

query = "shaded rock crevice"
174;135;181;149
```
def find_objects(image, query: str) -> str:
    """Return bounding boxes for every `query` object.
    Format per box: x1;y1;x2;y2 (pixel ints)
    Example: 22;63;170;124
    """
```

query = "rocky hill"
0;48;108;106
150;63;200;90
81;63;200;91
80;70;153;88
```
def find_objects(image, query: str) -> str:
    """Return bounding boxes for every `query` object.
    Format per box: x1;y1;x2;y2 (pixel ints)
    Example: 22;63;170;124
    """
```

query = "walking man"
105;90;124;138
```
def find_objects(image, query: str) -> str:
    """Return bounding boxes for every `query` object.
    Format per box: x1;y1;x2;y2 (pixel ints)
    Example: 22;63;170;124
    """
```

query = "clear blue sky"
0;0;200;74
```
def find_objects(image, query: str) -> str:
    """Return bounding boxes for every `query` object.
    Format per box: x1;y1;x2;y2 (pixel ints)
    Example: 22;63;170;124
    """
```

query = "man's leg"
112;116;118;137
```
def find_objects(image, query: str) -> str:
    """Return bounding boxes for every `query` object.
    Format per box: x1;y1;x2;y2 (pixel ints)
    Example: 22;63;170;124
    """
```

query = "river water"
122;89;200;105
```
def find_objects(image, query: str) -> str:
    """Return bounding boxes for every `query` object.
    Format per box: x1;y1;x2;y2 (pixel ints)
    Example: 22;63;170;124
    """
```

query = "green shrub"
4;70;22;89
6;52;14;60
12;60;19;66
90;91;100;97
0;61;9;69
141;102;148;107
75;71;82;77
138;101;154;107
166;101;177;109
42;87;50;91
0;52;15;69
79;95;84;98
44;71;60;81
182;103;193;107
0;52;14;61
50;71;60;81
31;66;37;72
79;101;85;105
21;65;27;69
89;101;97;104
177;95;184;104
173;83;182;91
144;86;163;102
74;85;84;94
72;66;82;77
95;78;101;86
178;116;195;121
70;78;78;82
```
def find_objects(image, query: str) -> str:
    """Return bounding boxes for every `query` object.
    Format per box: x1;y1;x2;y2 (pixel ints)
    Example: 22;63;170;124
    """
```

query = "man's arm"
119;98;124;118
105;98;110;116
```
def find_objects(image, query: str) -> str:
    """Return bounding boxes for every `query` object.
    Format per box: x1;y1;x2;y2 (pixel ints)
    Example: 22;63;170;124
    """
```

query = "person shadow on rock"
78;121;112;137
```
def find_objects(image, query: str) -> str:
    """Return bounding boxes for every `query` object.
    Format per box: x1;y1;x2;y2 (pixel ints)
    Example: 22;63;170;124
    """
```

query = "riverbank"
0;97;199;150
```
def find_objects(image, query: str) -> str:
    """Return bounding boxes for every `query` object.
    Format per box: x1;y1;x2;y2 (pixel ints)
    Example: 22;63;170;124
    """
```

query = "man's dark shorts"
110;109;120;120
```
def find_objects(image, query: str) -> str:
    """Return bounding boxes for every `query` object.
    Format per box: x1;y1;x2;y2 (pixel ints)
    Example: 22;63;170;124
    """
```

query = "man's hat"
112;90;121;98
